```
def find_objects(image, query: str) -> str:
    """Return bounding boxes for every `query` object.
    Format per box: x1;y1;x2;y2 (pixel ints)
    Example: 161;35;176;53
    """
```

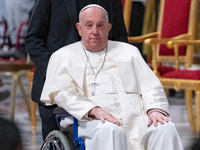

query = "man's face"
76;7;112;52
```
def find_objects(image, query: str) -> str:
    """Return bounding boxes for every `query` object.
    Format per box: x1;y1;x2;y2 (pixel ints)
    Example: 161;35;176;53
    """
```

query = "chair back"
159;0;190;56
15;21;29;50
156;0;198;68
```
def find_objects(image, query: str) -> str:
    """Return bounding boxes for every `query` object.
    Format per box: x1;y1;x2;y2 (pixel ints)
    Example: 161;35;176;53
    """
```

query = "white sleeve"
40;51;98;120
141;87;170;116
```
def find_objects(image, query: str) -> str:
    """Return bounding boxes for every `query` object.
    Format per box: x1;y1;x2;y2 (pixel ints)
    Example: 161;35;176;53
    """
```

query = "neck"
81;42;107;52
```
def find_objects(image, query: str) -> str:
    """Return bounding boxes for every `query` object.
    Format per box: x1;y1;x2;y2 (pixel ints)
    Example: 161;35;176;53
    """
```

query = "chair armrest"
144;38;170;45
167;40;200;48
144;33;191;46
128;32;159;43
171;33;191;40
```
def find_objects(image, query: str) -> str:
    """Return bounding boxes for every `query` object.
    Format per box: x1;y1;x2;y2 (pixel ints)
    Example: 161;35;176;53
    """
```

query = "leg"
38;104;59;140
78;120;127;150
139;117;183;150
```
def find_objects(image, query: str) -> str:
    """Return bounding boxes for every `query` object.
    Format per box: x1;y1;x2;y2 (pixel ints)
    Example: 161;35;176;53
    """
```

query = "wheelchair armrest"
53;107;71;128
53;107;85;149
53;107;69;115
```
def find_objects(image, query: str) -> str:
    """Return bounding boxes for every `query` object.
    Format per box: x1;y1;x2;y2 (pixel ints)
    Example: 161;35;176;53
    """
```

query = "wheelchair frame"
40;107;85;150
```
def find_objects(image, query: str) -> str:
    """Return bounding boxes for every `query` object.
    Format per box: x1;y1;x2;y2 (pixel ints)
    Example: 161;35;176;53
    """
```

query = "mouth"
90;38;101;41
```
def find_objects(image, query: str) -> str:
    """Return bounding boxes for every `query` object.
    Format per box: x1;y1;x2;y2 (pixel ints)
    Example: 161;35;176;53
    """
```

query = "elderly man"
41;4;183;150
26;0;127;140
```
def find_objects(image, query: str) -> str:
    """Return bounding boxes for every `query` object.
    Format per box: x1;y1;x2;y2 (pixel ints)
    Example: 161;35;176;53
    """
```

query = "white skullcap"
80;4;108;16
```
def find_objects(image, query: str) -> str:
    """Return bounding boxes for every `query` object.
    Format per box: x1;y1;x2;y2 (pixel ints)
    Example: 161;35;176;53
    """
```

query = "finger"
153;119;158;127
157;117;164;124
107;116;120;126
100;116;106;124
115;121;120;126
164;117;173;123
147;118;153;127
163;117;169;122
111;118;120;126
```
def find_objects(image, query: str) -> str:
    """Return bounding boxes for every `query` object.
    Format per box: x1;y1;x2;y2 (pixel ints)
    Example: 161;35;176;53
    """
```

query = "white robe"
40;41;182;149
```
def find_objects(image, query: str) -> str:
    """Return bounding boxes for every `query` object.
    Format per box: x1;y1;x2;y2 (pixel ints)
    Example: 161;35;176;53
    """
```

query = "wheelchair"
40;107;85;150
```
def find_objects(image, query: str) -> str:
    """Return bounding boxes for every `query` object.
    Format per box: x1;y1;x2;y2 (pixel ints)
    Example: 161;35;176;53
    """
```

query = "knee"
143;122;183;150
153;122;179;138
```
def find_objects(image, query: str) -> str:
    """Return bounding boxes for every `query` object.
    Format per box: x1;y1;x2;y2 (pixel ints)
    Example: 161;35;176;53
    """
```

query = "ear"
107;23;112;35
108;23;112;32
76;23;82;36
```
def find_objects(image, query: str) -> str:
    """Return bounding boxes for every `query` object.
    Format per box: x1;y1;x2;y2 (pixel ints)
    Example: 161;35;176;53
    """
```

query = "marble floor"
0;74;198;150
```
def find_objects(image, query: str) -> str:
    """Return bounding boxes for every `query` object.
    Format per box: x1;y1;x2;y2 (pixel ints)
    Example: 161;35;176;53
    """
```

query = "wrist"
88;106;100;116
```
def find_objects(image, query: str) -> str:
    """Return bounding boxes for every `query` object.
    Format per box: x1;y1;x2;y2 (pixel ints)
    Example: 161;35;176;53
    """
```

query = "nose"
91;26;99;35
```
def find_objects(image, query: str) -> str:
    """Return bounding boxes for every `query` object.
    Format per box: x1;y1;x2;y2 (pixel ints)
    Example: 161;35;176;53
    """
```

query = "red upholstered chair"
144;0;198;77
15;21;29;50
0;21;28;50
123;0;198;77
143;0;199;135
154;39;200;136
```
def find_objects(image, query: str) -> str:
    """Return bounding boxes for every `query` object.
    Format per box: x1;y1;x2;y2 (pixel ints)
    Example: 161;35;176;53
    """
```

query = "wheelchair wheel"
40;130;71;150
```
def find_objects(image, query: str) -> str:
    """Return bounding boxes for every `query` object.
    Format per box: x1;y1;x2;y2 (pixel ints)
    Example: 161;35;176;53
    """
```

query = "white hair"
79;4;109;23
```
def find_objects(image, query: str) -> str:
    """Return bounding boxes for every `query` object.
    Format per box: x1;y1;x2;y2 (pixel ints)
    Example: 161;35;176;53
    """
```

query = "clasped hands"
88;106;172;127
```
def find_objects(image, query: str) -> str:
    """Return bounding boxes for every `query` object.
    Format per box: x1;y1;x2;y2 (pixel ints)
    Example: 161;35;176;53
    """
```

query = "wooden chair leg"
10;73;18;122
18;74;31;120
185;90;196;133
11;71;32;122
195;90;200;135
27;71;36;130
30;99;36;130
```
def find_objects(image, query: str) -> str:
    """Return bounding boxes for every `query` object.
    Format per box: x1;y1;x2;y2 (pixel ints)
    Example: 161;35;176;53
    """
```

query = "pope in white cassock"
40;4;184;150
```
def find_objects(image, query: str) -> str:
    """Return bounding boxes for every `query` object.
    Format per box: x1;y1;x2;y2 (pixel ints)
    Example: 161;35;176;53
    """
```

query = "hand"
147;111;172;127
89;106;120;126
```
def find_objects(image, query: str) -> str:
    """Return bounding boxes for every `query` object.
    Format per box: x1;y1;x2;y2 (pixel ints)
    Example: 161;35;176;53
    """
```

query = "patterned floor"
0;75;197;150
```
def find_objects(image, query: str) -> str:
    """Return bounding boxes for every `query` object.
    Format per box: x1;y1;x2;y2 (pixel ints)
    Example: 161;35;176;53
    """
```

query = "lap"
78;120;124;138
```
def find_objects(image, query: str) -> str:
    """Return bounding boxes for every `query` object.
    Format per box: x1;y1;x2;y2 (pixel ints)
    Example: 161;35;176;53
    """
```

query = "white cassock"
40;41;183;150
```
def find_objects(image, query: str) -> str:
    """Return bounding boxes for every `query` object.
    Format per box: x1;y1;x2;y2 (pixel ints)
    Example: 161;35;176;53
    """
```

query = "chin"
88;44;103;52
